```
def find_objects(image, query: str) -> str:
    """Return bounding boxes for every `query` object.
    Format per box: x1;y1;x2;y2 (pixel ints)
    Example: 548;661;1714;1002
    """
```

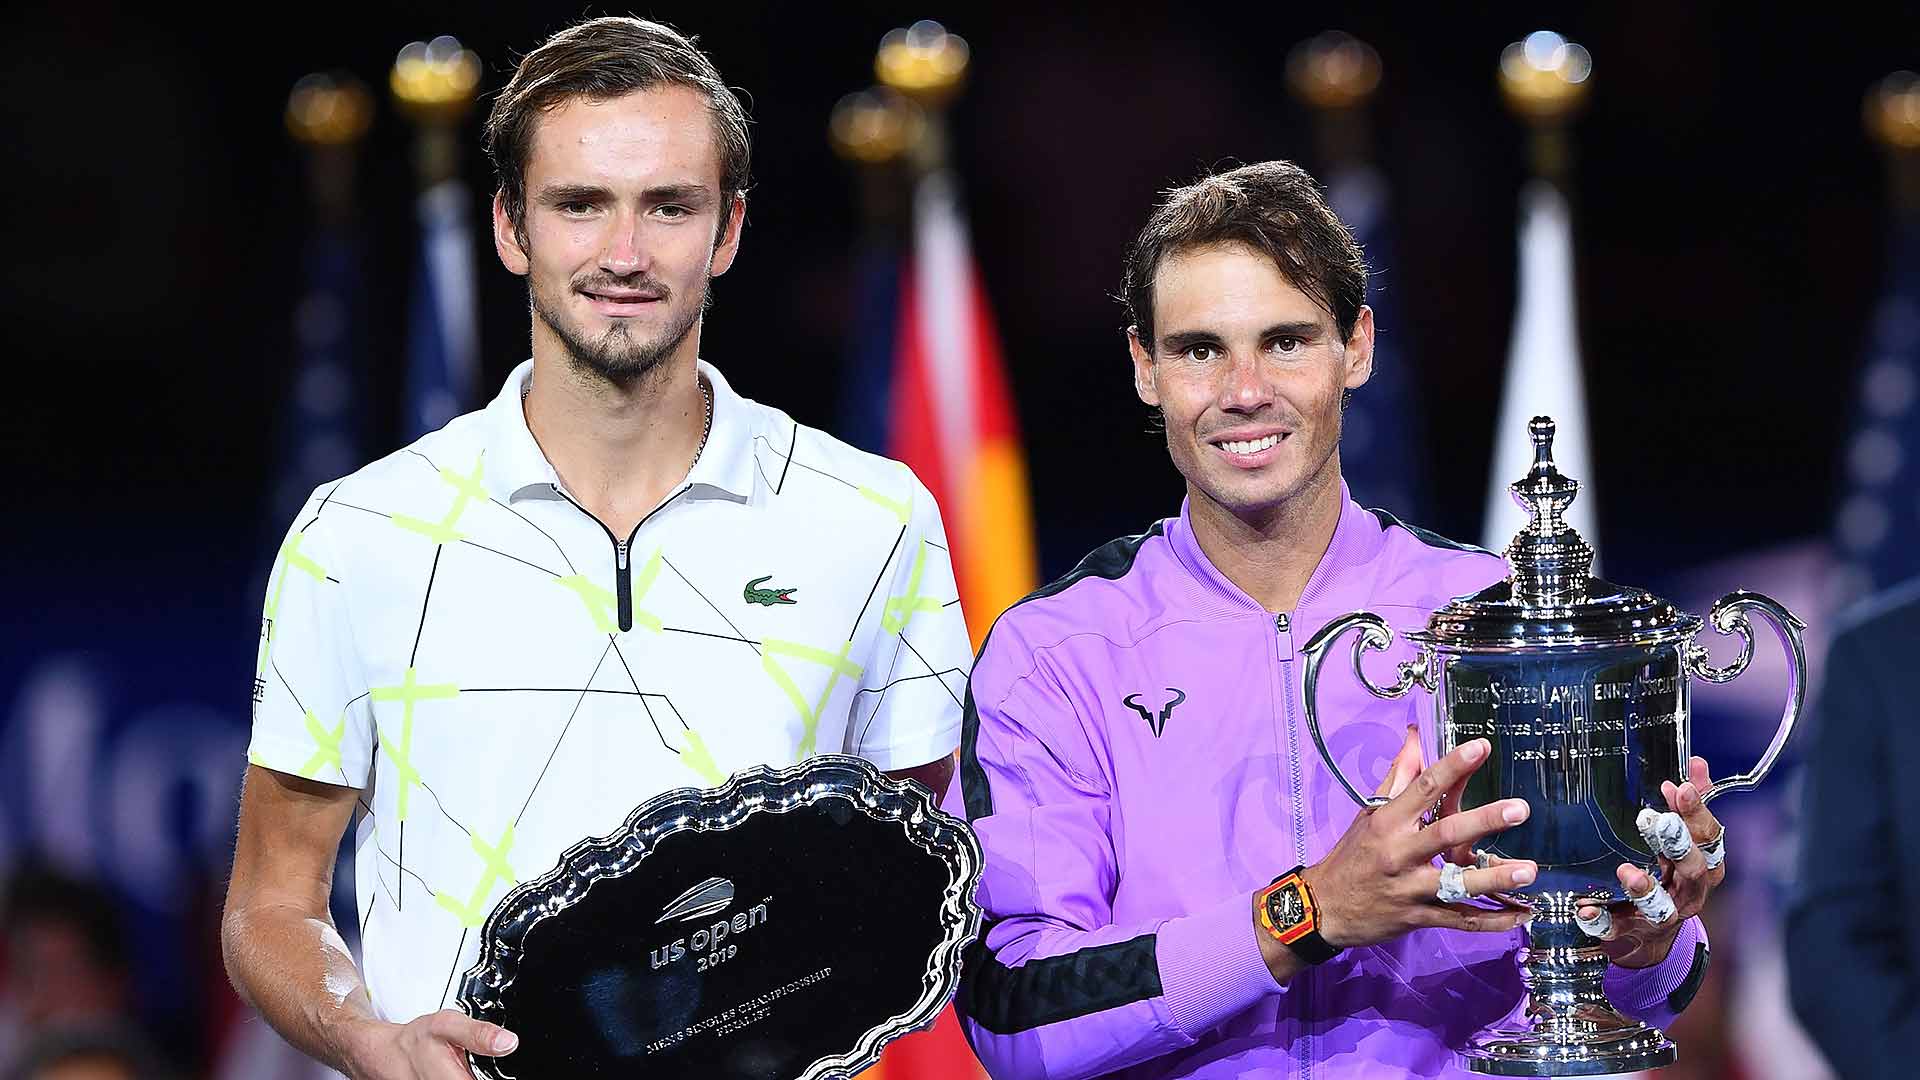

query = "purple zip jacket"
952;488;1707;1080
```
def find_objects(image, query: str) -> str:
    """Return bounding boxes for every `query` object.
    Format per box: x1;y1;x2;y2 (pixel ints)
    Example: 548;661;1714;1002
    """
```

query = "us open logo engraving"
649;877;771;972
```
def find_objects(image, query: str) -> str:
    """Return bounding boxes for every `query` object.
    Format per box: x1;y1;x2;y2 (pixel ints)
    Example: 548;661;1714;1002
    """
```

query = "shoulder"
971;521;1173;698
1829;577;1920;668
1364;506;1508;611
279;410;491;549
734;392;933;518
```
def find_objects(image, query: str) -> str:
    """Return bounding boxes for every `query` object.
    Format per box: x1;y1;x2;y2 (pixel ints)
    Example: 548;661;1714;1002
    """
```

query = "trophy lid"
1410;417;1702;650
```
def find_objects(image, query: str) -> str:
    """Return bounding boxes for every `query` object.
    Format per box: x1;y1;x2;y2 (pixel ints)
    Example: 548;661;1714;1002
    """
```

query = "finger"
1444;859;1535;896
1411;902;1531;934
1573;902;1613;939
1427;797;1529;855
1374;725;1425;800
1619;864;1677;925
1636;807;1694;863
428;1010;519;1057
1673;766;1723;847
1387;738;1490;827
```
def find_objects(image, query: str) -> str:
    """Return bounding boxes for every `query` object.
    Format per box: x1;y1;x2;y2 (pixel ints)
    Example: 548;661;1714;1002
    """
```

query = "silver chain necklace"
524;371;714;475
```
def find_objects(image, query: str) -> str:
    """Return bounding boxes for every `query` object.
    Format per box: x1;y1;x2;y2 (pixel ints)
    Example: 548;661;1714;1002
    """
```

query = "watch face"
1268;883;1307;931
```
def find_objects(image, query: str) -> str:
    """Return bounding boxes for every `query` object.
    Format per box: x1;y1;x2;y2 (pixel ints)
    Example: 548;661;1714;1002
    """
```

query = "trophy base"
1460;1009;1674;1075
1457;892;1677;1076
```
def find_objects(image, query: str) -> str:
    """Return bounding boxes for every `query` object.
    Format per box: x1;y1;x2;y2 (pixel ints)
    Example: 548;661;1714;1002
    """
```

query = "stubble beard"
532;273;710;390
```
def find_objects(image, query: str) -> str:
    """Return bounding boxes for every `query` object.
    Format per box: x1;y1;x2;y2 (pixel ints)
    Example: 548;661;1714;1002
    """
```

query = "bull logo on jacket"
1122;687;1186;738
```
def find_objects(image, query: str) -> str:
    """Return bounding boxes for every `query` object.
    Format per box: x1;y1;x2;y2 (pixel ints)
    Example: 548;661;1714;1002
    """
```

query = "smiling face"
1131;241;1374;527
492;85;744;386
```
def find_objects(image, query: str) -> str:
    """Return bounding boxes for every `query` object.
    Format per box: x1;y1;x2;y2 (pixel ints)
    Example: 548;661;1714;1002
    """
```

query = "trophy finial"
1505;414;1594;605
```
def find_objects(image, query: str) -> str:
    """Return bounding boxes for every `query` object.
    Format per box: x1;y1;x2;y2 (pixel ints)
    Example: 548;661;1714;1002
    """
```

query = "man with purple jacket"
953;161;1722;1079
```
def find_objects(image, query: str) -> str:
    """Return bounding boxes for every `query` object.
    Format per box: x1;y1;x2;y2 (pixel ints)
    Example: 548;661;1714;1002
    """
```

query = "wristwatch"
1257;865;1340;964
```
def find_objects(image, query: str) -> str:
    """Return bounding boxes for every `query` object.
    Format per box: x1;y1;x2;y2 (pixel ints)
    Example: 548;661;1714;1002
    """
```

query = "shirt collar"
480;358;762;504
1167;480;1373;613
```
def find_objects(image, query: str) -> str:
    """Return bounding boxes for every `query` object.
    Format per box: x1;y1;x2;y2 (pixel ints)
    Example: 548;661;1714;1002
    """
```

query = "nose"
599;208;651;276
1218;351;1274;413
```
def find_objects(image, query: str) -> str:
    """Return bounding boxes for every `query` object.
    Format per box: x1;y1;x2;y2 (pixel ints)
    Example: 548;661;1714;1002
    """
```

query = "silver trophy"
1300;417;1803;1076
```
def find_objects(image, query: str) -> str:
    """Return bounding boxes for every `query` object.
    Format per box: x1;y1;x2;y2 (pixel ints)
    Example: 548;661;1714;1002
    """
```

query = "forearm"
959;890;1280;1080
222;896;382;1074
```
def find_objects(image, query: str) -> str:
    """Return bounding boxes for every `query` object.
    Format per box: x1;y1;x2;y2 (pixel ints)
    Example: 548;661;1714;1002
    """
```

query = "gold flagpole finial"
1287;32;1382;111
876;20;969;107
830;88;927;165
1867;71;1920;151
287;73;373;146
390;35;481;126
1499;30;1592;124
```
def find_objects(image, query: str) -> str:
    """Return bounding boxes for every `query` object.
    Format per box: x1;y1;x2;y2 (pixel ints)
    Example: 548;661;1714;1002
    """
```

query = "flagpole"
1482;32;1599;556
392;36;483;438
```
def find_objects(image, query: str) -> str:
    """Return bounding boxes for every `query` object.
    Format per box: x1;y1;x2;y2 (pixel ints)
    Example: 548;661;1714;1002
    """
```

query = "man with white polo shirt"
220;17;971;1079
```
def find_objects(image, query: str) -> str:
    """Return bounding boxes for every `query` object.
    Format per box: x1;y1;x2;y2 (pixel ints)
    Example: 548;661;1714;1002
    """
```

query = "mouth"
1208;431;1288;468
579;287;665;318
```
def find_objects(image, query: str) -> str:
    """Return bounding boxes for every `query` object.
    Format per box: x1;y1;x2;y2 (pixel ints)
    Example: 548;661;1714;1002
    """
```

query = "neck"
522;324;709;537
1187;458;1346;613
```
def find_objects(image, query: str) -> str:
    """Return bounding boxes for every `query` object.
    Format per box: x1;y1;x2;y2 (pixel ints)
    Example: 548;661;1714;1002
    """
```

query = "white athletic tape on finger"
1436;861;1470;903
1575;906;1613;938
1701;827;1727;871
1637;807;1694;862
1629;880;1677;925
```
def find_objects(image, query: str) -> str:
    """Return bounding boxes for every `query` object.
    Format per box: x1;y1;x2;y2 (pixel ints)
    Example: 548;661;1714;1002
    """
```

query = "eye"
654;204;692;220
558;201;597;217
1269;336;1305;354
1183;343;1222;363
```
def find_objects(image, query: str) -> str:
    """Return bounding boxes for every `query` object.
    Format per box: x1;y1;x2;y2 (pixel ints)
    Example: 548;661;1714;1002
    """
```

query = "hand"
1576;756;1725;969
1301;729;1537;949
342;1010;519;1080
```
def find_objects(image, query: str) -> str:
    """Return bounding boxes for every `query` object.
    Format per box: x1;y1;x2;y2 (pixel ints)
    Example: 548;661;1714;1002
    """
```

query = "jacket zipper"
1277;610;1313;1080
550;483;690;632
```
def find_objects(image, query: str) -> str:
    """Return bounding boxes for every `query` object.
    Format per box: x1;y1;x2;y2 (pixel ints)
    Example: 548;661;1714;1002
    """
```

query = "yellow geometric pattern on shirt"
883;541;943;636
858;484;911;525
369;667;459;821
761;639;864;758
299;708;347;779
392;452;487;546
678;727;726;787
435;824;517;929
257;531;327;679
553;547;664;633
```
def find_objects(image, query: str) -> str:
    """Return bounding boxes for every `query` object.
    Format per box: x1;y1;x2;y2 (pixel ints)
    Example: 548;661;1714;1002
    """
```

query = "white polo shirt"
247;359;971;1024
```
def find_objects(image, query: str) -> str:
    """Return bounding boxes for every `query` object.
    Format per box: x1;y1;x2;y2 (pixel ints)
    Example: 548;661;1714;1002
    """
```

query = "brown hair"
1123;161;1366;350
483;17;752;244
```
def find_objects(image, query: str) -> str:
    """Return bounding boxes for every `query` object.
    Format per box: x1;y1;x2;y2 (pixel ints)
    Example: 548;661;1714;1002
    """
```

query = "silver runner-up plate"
456;754;983;1079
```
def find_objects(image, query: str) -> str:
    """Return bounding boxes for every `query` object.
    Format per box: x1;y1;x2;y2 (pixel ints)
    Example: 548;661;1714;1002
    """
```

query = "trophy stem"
1461;893;1676;1076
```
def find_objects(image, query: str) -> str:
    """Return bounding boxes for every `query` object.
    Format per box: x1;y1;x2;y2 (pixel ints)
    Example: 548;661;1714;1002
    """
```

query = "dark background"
0;2;1908;1075
3;2;1905;584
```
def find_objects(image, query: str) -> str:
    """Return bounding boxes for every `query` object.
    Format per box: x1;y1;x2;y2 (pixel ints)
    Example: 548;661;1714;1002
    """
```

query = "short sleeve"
847;467;970;770
247;490;374;788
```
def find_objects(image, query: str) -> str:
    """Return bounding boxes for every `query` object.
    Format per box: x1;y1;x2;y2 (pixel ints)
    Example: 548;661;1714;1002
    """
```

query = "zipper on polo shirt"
550;482;690;633
1275;610;1313;1080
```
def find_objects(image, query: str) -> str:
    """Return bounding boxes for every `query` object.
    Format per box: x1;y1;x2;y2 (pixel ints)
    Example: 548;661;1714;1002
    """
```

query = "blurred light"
876;20;969;103
1847;428;1903;485
1838;494;1891;552
1863;360;1917;417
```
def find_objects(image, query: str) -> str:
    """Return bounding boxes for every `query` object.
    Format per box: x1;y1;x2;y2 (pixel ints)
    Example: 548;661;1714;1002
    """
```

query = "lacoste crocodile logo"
743;575;798;606
1123;688;1186;738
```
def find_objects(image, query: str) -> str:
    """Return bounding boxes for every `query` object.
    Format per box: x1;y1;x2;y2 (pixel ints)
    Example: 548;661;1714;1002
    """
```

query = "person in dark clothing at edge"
950;161;1724;1079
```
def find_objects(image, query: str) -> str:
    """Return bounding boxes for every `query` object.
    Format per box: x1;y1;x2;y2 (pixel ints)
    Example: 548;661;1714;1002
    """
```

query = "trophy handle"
1301;612;1436;810
1682;590;1808;805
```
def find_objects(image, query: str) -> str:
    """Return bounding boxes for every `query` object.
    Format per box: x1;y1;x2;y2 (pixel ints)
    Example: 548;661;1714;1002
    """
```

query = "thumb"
1374;725;1424;800
430;1010;519;1057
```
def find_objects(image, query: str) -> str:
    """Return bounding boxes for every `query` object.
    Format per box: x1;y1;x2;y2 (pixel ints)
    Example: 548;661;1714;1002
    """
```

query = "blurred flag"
856;169;1039;647
274;225;366;528
1482;180;1598;554
1829;217;1920;604
404;179;480;438
838;237;904;458
1329;166;1428;521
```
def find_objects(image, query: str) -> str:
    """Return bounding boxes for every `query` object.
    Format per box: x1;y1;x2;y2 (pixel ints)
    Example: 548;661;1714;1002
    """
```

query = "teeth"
1219;434;1280;455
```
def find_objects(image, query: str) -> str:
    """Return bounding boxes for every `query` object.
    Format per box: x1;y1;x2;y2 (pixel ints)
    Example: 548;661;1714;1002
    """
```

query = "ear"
1128;326;1159;407
709;194;747;277
1342;304;1376;390
493;191;529;276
